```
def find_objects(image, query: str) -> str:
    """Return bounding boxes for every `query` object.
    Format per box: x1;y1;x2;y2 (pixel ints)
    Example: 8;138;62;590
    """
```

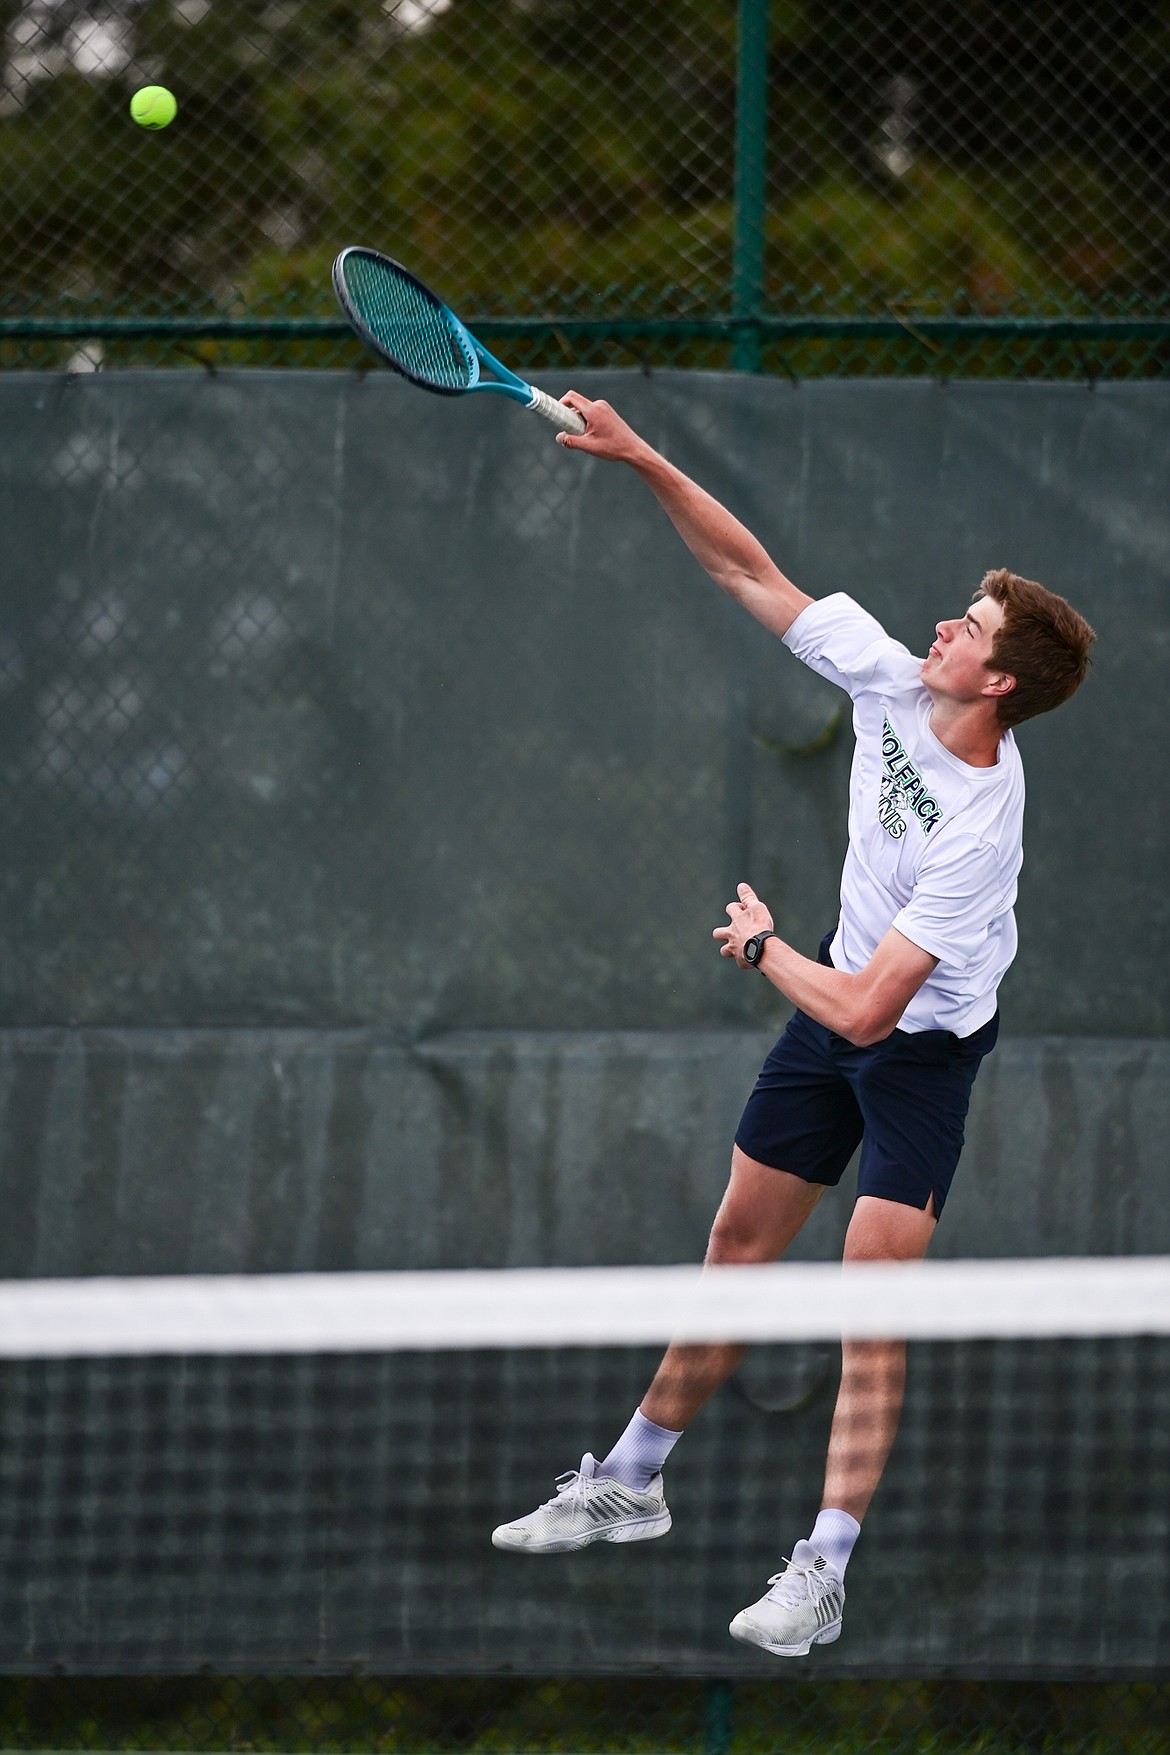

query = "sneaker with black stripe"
729;1541;845;1656
491;1453;671;1553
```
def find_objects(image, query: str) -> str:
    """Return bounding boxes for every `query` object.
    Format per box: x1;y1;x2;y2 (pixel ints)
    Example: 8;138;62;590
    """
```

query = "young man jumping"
491;391;1096;1657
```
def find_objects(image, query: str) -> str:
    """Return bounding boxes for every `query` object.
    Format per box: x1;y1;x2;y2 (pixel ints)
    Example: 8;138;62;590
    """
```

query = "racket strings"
343;256;474;390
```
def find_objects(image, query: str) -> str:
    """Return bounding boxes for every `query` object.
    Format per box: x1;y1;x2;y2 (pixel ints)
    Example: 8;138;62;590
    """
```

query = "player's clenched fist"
555;393;650;464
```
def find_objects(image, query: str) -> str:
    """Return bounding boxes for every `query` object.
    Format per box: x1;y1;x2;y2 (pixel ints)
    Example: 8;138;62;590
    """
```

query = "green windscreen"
0;368;1165;1678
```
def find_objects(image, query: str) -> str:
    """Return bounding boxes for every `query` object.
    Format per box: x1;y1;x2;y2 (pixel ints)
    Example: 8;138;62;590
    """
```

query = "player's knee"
705;1209;773;1267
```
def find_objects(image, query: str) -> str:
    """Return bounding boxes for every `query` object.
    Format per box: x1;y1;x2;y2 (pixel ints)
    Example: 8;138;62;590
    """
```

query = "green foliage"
0;0;1167;372
770;167;1055;311
0;1675;1164;1753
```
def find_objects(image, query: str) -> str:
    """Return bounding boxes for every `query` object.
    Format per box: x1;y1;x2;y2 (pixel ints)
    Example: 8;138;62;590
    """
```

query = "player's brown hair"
977;568;1096;728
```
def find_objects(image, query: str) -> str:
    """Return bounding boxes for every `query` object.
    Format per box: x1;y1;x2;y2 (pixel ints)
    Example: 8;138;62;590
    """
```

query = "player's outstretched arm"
557;390;814;642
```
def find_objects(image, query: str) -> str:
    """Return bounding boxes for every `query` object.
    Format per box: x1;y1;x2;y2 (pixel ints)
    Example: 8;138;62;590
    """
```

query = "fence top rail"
4;315;1170;342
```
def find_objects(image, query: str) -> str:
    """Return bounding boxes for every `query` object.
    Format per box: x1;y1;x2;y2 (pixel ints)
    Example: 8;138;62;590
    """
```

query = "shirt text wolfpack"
879;714;944;839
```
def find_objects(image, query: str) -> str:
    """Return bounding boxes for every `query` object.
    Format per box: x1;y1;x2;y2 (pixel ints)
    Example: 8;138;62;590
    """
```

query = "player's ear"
982;670;1016;700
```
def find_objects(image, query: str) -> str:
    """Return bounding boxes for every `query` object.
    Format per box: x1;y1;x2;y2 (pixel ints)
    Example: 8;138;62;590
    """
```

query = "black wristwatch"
742;929;778;968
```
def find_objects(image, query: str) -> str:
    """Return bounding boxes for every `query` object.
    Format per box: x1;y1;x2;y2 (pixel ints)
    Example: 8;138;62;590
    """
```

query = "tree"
0;0;1165;326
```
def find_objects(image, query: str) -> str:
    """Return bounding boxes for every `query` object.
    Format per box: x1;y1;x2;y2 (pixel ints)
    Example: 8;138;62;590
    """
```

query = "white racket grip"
527;385;587;434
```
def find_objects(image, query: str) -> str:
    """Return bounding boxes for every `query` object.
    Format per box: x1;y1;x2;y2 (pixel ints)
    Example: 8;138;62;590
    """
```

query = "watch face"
744;935;761;964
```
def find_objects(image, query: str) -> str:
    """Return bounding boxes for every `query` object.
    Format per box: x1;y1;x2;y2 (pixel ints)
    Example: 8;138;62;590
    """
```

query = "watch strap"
745;928;778;967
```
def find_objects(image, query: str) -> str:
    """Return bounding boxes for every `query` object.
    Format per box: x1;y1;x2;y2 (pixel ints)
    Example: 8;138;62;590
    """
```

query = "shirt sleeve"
892;834;1005;970
782;593;918;700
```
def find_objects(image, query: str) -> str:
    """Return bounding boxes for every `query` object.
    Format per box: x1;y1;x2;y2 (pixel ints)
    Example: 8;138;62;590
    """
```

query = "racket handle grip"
527;385;587;434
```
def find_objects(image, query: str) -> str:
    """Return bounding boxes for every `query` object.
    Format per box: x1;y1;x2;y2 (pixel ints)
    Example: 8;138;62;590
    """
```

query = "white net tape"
1;1256;1168;1356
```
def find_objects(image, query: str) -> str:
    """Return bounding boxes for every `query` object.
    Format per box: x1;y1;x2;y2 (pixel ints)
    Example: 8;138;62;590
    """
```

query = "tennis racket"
332;248;586;436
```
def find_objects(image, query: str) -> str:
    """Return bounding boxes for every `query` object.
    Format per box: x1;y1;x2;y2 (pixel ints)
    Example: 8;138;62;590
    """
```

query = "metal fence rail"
1;0;1169;375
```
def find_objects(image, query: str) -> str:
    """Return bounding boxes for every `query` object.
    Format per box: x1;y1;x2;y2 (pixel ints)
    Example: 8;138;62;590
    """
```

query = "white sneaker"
729;1540;845;1656
491;1453;672;1554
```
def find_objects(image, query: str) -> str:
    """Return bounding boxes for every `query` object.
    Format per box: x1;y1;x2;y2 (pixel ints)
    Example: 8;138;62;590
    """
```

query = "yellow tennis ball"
130;85;177;129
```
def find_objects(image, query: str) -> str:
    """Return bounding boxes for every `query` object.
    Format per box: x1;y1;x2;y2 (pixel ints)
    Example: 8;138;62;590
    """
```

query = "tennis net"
0;1259;1167;1678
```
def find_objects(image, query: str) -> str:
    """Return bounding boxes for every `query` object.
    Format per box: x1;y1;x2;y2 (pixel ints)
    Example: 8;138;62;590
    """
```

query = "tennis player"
492;392;1096;1657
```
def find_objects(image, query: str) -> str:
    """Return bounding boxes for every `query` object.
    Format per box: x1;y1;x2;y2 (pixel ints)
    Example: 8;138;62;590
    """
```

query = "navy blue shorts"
734;932;998;1217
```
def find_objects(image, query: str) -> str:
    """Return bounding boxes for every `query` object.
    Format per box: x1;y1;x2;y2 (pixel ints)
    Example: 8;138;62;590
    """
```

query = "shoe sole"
728;1615;842;1657
492;1511;672;1553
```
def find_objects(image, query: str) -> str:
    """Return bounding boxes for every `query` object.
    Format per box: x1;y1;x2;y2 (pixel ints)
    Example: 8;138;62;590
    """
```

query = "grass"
0;1678;1165;1755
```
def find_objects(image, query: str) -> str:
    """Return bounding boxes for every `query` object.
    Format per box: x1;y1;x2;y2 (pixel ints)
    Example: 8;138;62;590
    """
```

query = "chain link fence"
0;0;1169;375
2;12;1169;1752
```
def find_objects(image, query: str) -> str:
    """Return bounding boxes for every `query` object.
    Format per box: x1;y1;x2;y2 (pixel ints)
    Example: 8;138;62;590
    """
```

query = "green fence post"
704;1680;735;1755
733;0;770;372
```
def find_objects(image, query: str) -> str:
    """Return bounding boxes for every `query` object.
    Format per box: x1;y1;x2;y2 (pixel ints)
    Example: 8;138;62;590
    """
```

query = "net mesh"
335;251;476;389
0;1261;1167;1683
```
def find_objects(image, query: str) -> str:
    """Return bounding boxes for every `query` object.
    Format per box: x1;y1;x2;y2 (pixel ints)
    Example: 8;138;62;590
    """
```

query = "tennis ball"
129;85;177;129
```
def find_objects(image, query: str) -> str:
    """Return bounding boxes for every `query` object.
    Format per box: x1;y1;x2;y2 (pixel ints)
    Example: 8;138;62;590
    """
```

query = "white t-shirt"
782;593;1025;1036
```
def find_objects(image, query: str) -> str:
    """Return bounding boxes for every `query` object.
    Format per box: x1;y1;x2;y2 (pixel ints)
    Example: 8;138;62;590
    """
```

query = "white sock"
808;1508;861;1577
598;1408;682;1491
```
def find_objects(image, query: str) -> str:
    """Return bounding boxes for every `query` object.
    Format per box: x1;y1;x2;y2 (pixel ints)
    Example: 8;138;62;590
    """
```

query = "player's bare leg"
491;1147;822;1554
730;1192;935;1654
820;1193;936;1520
639;1146;824;1431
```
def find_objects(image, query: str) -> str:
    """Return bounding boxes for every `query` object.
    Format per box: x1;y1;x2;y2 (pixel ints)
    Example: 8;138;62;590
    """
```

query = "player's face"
920;594;1008;702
